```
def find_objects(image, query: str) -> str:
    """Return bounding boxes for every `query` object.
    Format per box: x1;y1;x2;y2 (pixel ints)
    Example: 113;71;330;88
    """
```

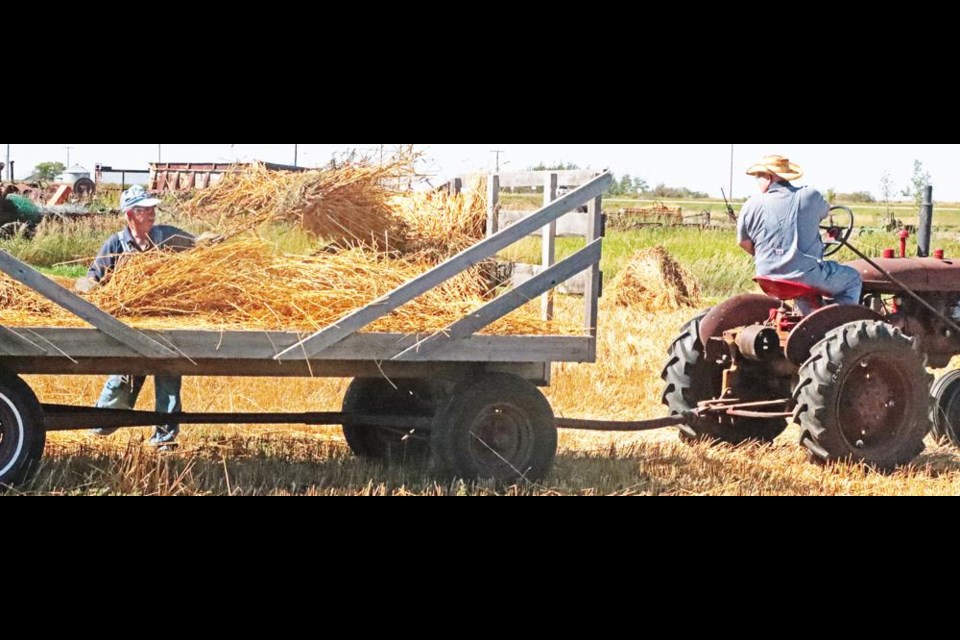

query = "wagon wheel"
431;373;556;482
341;378;434;461
0;372;46;488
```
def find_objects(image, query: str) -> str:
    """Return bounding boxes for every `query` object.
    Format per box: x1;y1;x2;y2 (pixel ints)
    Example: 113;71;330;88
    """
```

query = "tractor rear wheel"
794;320;932;469
931;370;960;446
661;313;787;444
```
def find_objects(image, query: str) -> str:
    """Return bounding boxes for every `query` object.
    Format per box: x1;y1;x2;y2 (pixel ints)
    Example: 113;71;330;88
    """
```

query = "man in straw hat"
737;155;862;314
76;185;196;449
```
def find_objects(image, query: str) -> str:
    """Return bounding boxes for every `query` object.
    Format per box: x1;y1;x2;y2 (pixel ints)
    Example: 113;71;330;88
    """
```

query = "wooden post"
584;196;603;360
486;174;500;238
542;173;558;320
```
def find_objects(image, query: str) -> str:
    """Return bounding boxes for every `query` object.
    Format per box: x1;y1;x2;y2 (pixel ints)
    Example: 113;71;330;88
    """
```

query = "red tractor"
662;206;960;469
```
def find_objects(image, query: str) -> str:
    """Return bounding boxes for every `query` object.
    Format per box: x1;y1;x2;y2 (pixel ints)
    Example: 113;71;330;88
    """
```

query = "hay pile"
389;178;487;259
610;246;701;312
0;240;575;335
180;153;415;251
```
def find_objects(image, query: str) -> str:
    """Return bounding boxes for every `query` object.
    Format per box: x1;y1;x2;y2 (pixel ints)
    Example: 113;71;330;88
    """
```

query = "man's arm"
87;236;120;282
740;239;756;256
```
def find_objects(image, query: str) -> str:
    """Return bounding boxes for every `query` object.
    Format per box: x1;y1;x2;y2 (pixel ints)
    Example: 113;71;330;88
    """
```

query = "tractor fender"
699;294;780;358
785;304;884;366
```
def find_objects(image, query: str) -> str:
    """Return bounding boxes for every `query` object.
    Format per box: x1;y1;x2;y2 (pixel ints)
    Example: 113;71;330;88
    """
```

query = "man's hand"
74;276;99;294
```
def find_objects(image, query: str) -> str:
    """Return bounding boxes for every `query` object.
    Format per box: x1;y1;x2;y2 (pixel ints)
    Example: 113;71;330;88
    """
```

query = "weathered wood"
273;172;612;361
0;251;176;358
5;357;551;382
542;173;558;321
511;263;589;295
486;173;500;238
496;170;597;189
584;196;603;360
499;210;588;237
392;241;600;361
0;328;591;363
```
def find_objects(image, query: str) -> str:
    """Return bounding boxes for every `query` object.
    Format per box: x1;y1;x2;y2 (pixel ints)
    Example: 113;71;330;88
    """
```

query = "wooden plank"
0;251;176;358
584;196;603;360
511;263;589;295
486;173;500;238
542;173;558;321
0;328;592;363
273;172;613;361
3;358;552;382
497;170;598;189
392;241;601;361
499;210;588;237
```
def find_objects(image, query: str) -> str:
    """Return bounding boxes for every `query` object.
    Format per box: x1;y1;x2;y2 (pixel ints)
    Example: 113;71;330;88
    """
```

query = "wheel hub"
839;356;908;449
469;403;533;469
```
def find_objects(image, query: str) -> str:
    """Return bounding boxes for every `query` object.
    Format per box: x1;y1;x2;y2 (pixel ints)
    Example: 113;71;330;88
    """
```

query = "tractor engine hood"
846;257;960;292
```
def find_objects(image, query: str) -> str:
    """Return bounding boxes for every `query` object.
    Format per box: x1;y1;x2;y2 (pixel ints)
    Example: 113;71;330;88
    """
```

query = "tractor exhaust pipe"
918;185;933;257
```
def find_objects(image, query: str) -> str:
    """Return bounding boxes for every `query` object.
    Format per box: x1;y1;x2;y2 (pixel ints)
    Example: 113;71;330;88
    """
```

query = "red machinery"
662;206;960;469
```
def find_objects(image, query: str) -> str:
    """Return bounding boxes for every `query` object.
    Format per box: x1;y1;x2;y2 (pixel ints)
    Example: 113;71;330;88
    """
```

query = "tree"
902;159;932;210
528;162;581;171
880;170;896;226
826;187;837;204
33;161;65;181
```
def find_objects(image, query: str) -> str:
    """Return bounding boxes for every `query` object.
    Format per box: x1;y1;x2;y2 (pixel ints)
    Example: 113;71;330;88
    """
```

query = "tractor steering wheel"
821;205;855;257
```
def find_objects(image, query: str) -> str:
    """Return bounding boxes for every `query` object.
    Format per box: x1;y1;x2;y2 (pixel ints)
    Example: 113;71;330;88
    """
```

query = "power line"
490;149;506;173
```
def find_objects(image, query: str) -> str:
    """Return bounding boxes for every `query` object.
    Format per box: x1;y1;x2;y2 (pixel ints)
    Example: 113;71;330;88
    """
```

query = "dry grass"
389;178;487;259
0;239;574;335
610;246;701;311
179;154;415;250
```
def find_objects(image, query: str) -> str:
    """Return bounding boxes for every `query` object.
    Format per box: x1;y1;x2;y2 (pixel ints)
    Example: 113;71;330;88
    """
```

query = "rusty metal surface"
785;305;883;366
846;257;960;292
699;294;779;353
736;325;780;360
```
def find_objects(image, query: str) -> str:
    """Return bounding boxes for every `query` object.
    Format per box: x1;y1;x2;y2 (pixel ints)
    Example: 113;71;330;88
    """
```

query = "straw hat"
746;155;803;181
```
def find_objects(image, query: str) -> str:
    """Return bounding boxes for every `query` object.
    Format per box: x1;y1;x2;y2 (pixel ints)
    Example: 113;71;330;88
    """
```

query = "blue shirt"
737;182;829;280
88;225;195;281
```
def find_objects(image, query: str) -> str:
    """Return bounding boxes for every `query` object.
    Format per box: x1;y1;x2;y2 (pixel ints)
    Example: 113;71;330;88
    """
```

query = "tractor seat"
754;277;831;310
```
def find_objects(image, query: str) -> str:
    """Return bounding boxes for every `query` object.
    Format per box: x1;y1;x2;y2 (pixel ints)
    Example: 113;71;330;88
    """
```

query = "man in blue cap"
77;185;195;448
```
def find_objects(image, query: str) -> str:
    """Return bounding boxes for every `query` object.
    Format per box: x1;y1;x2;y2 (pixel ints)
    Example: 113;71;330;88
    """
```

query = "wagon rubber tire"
341;378;433;461
431;373;556;482
0;372;46;488
661;313;787;444
930;369;960;446
794;320;932;470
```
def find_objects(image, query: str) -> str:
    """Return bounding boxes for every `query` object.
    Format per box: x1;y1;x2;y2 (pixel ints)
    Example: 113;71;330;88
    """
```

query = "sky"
0;143;953;200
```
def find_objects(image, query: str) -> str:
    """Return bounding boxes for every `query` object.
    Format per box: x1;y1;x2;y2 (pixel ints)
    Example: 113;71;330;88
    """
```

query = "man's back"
737;182;829;279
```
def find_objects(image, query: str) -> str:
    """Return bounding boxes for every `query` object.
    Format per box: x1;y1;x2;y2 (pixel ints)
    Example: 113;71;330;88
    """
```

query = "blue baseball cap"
120;185;162;213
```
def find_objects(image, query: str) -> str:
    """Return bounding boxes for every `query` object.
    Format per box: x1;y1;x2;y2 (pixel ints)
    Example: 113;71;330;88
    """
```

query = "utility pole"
5;144;9;180
158;144;162;162
294;144;298;167
729;144;735;201
64;146;75;167
490;149;505;173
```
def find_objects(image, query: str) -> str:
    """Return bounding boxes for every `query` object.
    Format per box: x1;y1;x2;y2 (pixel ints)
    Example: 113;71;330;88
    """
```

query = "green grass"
500;227;754;299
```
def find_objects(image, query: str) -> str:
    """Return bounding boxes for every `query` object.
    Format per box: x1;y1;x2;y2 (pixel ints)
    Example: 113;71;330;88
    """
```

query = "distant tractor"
662;205;960;469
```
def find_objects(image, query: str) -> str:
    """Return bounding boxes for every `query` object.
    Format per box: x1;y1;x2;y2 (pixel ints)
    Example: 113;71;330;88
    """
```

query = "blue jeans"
794;261;864;315
95;375;182;442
